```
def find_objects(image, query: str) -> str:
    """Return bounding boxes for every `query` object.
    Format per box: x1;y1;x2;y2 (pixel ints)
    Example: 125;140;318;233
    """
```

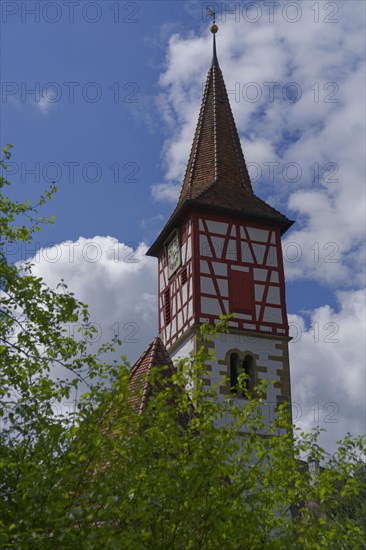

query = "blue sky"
1;0;365;452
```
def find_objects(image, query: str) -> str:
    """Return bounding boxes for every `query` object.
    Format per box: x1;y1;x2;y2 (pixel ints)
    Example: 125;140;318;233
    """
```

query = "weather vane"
207;7;218;33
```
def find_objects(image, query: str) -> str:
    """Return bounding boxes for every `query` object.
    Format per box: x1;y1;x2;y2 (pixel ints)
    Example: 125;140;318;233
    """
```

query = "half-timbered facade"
147;23;294;421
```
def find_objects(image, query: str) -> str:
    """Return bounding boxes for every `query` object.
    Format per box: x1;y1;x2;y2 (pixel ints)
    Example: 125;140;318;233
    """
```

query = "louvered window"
164;288;171;325
181;267;187;285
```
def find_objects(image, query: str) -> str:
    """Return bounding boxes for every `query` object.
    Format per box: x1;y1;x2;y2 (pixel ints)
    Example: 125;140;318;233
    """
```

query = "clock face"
167;233;181;278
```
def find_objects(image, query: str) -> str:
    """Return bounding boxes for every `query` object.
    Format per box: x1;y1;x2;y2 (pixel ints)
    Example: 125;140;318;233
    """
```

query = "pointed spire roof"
177;26;253;207
128;337;176;414
147;23;293;257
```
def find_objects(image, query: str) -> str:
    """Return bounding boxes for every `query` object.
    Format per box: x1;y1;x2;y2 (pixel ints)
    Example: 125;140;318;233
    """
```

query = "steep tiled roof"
177;46;291;224
128;337;177;414
177;58;252;205
147;36;293;257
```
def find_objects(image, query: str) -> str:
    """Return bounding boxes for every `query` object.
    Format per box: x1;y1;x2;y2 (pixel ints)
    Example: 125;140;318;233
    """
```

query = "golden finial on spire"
207;8;219;66
207;8;219;34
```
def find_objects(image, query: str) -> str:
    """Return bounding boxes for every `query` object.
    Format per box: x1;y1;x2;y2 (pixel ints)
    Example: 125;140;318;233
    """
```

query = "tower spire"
147;17;294;259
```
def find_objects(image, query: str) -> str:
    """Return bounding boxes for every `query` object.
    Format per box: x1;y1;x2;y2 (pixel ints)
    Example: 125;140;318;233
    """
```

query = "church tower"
147;20;294;419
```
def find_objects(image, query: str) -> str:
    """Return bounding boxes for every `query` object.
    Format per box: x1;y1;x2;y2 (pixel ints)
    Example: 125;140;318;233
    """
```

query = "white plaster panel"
182;285;188;304
267;286;281;305
210;236;225;259
187;300;193;319
260;326;272;332
199;219;204;230
170;337;194;365
217;279;228;297
253;244;266;264
244;324;256;330
226;240;237;261
182;303;187;322
277;328;286;334
206;220;228;235
201;296;221;315
247;227;269;242
266;247;278;267
200;235;212;257
271;232;276;244
271;271;279;283
253;268;268;282
222;300;229;313
230;226;237;237
263;307;283;324
186;238;192;260
213;262;227;276
200;260;210;274
177;312;183;331
240;227;246;239
241;242;254;263
181;242;186;262
255;284;265;302
255;305;261;319
200;276;216;295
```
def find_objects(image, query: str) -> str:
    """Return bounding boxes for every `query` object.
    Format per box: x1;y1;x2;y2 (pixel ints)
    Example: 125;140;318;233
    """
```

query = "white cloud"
37;96;54;115
30;237;157;365
5;94;56;116
289;288;366;454
151;182;180;202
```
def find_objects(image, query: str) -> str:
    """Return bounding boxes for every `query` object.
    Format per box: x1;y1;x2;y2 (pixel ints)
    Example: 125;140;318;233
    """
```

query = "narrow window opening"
242;355;254;393
230;353;239;394
164;288;171;325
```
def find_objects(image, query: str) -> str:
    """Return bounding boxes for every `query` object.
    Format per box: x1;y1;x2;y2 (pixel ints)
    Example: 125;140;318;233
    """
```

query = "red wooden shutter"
229;268;254;313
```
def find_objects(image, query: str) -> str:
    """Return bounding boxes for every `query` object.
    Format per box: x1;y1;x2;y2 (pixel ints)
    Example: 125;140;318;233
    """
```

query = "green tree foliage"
1;147;365;548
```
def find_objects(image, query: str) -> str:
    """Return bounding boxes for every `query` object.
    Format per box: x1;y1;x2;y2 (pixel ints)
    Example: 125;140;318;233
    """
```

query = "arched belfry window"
227;351;256;397
230;353;239;394
242;355;254;393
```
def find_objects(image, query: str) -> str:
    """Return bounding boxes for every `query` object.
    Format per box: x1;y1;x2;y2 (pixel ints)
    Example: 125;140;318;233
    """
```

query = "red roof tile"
178;63;253;205
128;337;176;414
